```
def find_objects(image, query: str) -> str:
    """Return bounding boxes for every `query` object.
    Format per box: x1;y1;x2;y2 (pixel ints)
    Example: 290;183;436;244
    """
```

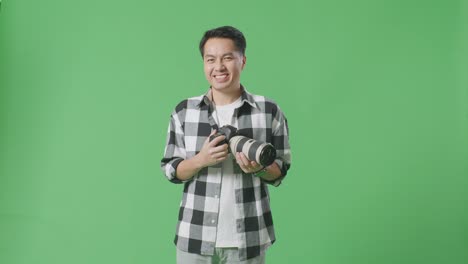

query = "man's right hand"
175;130;229;181
195;130;230;168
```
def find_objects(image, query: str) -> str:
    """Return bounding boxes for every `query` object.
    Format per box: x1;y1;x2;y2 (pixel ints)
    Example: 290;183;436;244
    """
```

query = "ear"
241;56;247;70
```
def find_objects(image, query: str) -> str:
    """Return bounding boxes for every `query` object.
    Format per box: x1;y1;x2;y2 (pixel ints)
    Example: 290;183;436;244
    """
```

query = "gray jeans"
176;248;265;264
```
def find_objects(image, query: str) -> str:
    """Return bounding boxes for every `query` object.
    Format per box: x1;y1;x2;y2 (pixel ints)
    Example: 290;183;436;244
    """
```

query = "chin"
211;83;231;91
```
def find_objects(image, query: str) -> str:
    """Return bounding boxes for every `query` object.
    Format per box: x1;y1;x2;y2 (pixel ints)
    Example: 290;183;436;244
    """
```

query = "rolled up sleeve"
265;106;291;187
161;112;187;184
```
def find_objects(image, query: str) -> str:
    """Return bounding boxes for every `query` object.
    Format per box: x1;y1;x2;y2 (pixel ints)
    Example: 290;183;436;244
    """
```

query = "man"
161;26;291;264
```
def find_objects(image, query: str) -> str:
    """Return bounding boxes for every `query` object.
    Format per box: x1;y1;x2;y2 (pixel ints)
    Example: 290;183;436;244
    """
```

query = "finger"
235;154;247;169
236;152;250;167
206;129;217;140
203;131;216;145
238;164;248;172
212;151;229;159
250;161;261;170
212;143;229;153
239;152;251;166
209;145;228;157
209;134;226;147
216;156;227;162
234;152;242;165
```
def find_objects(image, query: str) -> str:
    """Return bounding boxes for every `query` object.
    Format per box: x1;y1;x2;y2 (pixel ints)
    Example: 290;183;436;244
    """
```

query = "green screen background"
1;0;467;263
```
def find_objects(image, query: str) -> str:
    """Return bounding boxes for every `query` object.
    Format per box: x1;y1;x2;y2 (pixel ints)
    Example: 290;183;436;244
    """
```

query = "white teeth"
215;74;228;79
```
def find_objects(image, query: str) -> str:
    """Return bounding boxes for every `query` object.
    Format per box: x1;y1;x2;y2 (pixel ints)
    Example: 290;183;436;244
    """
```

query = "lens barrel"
229;135;277;167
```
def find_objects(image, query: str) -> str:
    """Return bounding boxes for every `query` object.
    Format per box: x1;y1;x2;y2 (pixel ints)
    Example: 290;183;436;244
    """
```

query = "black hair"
199;26;246;57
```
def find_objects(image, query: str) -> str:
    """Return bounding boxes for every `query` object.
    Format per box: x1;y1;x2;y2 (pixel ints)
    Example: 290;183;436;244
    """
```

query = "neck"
211;87;242;106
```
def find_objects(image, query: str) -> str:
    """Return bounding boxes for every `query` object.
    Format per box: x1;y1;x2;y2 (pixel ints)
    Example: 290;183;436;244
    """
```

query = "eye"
224;56;233;61
206;58;214;63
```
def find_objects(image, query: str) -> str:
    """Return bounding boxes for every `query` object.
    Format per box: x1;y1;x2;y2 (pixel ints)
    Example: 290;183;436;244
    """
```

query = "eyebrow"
204;52;235;58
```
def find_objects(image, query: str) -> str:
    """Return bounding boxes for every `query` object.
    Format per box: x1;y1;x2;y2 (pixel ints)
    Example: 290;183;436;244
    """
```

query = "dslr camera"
209;125;276;167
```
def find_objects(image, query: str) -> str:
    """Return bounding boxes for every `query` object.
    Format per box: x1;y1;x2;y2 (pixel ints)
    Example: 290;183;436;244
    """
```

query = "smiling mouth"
214;74;229;81
214;74;228;78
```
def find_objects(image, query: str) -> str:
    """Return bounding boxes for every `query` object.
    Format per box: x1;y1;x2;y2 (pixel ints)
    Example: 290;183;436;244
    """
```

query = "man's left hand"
235;152;263;174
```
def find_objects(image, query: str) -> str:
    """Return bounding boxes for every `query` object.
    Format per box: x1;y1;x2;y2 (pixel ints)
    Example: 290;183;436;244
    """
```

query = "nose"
214;60;226;71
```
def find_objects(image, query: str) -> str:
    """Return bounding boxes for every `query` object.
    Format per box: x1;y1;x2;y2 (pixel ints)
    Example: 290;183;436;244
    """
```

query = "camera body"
209;125;277;167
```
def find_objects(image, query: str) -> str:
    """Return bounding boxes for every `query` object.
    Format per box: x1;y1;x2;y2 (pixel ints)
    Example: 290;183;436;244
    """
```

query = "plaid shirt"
161;86;291;260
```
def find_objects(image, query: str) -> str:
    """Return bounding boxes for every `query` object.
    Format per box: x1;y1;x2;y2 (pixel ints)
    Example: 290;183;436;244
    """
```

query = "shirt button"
214;195;218;199
211;219;215;224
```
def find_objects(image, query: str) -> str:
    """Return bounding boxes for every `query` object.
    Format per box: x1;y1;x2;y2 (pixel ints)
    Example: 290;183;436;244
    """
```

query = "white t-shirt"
213;96;242;247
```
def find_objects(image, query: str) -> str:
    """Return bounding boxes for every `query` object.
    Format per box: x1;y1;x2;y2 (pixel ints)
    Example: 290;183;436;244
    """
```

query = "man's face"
203;38;246;93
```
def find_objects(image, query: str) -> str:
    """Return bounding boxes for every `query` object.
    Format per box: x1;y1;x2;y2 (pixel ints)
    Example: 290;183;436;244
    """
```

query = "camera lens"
229;135;277;167
259;144;276;167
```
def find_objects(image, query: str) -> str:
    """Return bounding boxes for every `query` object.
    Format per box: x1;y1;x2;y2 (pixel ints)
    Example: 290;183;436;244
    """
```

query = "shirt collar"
197;84;258;109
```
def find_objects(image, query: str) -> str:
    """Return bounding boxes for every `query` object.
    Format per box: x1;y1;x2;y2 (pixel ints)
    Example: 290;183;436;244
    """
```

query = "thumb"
205;129;217;143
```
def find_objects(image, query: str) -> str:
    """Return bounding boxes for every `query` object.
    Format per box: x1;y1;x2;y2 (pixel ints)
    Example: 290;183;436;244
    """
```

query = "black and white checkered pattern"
161;86;291;260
